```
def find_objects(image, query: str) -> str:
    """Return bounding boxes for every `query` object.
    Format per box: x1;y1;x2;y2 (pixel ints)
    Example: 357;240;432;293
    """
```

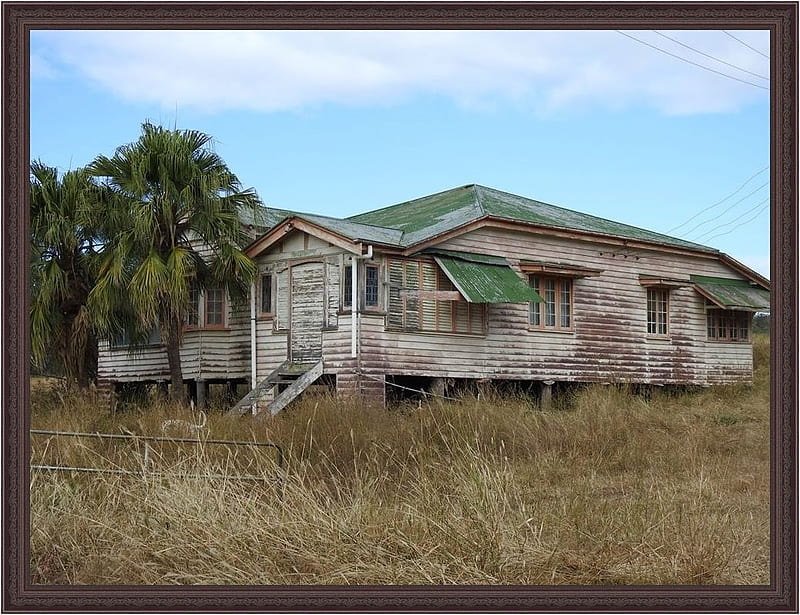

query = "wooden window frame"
341;262;382;313
259;272;274;317
203;288;226;328
342;264;353;309
185;285;200;328
706;308;751;343
365;264;380;309
646;288;669;337
387;257;486;336
528;275;573;332
184;287;227;331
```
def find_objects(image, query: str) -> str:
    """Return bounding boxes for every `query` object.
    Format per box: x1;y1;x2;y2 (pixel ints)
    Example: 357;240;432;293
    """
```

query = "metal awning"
690;275;770;311
433;255;543;304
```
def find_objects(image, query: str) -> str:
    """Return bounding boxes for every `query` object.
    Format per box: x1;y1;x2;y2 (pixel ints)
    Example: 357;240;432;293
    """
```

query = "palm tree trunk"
164;316;185;402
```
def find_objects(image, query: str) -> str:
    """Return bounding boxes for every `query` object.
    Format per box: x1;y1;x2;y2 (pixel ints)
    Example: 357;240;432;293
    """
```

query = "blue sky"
30;29;771;277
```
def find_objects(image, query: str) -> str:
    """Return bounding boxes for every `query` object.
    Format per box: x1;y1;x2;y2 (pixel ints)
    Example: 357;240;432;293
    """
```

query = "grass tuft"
30;335;770;584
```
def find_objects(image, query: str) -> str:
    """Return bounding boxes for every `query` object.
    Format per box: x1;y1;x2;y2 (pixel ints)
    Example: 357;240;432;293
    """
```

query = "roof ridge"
299;210;398;232
477;184;717;253
348;184;477;221
473;184;488;217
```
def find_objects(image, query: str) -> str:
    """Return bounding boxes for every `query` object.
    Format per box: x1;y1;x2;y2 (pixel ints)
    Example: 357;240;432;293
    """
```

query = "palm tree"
88;122;259;401
30;161;106;389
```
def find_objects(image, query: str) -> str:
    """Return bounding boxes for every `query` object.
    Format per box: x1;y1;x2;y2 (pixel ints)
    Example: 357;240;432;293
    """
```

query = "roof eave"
718;253;770;289
403;216;722;259
244;216;363;258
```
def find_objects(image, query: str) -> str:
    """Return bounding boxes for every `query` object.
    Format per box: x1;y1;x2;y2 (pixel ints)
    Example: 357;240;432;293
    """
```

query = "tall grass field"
30;335;770;585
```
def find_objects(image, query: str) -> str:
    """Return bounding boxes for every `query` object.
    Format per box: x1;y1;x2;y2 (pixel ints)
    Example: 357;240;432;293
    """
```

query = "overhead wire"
680;182;769;239
652;30;769;81
701;201;770;244
615;30;769;90
665;165;769;234
722;30;770;59
692;197;770;242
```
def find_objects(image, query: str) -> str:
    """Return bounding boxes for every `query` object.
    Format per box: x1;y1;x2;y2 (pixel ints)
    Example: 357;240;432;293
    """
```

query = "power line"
723;30;770;60
681;182;769;239
693;196;770;242
615;31;769;90
665;165;769;234
701;201;769;244
652;31;768;81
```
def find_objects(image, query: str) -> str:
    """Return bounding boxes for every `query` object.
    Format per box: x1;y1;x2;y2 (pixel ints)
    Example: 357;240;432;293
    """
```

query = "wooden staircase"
230;360;324;416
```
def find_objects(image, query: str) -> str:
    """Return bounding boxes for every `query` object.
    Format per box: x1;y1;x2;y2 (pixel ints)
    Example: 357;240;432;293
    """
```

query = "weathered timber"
266;360;324;416
230;361;288;415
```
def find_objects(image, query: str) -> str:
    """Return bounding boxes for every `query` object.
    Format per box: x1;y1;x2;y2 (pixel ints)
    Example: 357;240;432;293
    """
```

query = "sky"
30;28;771;277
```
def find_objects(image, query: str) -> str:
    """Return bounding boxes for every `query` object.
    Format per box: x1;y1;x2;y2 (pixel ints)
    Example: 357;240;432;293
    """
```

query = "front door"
289;262;325;363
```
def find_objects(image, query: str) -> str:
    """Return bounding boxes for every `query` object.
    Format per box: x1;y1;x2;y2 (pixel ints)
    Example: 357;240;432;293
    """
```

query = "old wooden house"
97;184;770;413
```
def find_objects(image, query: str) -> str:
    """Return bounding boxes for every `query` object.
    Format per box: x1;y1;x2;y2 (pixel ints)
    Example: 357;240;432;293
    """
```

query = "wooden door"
289;262;325;363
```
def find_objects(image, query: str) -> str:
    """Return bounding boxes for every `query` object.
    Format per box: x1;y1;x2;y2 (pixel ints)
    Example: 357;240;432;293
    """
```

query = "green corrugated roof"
690;275;770;310
421;248;509;266
349;184;718;252
434;256;542;304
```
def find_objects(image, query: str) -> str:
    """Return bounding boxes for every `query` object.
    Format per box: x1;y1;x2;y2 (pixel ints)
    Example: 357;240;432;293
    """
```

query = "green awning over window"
690;275;770;311
433;255;543;304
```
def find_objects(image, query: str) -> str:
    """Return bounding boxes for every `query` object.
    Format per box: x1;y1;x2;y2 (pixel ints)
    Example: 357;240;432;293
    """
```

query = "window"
707;309;751;342
260;273;273;315
186;285;200;327
342;265;353;307
647;288;669;336
387;258;486;335
205;288;225;326
110;326;161;348
365;265;379;307
529;276;572;330
341;263;380;310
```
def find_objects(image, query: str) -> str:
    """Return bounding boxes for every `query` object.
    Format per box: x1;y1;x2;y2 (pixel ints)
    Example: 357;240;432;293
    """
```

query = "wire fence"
360;373;460;401
30;429;283;483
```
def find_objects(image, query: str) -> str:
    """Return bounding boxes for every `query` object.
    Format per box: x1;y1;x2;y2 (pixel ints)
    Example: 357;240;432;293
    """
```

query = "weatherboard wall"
357;227;754;386
96;298;251;383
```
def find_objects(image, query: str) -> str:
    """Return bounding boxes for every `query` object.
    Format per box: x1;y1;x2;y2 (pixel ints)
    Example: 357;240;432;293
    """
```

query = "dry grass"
30;335;770;585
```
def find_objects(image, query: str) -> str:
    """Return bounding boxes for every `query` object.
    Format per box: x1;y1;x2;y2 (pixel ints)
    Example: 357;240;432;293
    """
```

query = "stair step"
230;359;323;416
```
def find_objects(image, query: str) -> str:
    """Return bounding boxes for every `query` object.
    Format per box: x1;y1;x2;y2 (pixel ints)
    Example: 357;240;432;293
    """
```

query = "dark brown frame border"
3;3;796;612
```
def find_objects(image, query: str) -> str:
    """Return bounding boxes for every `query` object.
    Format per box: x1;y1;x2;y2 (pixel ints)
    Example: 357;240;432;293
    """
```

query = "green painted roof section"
349;184;718;252
349;185;484;247
434;256;543;304
420;248;509;266
690;275;770;310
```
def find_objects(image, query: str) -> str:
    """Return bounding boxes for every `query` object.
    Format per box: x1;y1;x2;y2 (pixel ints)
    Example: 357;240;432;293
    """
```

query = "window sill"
338;309;384;316
184;326;231;332
257;314;274;321
527;327;575;335
385;327;486;338
646;335;671;342
707;339;751;344
109;343;163;350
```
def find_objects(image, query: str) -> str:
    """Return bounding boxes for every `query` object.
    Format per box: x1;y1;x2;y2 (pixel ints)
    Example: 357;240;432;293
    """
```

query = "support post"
430;377;445;397
541;380;554;408
197;379;208;408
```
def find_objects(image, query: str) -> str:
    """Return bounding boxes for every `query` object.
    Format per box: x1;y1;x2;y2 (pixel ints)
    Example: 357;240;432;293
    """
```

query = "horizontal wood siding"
359;228;757;385
97;298;251;383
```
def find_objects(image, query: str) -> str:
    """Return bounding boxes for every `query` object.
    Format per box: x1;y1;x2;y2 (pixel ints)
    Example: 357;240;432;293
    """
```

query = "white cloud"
32;29;770;115
30;53;61;80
